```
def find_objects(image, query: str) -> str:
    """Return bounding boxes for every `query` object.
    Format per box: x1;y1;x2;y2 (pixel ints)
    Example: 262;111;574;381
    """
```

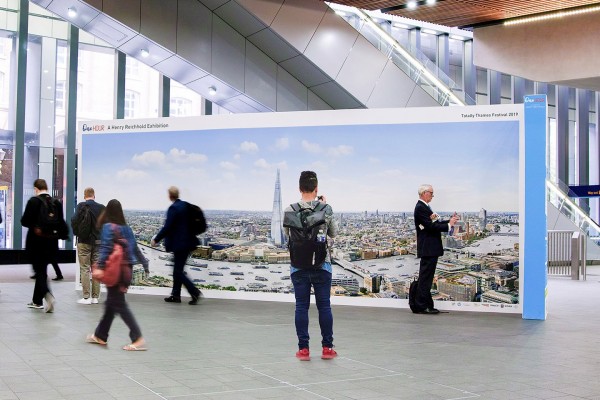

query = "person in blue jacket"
86;199;147;351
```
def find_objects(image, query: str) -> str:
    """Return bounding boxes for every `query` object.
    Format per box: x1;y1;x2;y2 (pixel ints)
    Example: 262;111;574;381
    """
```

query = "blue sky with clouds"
82;120;519;212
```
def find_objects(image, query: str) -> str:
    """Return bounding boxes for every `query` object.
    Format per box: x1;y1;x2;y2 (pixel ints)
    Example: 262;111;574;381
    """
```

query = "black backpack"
283;202;329;269
408;278;419;313
71;203;96;240
186;202;207;235
37;195;69;240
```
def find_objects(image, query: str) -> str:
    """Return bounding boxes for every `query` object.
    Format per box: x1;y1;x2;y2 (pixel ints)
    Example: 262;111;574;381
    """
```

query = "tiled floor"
1;263;600;399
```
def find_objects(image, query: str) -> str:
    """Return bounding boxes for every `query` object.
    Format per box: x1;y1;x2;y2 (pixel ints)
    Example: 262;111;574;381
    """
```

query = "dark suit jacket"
414;200;449;258
154;199;199;253
21;194;59;263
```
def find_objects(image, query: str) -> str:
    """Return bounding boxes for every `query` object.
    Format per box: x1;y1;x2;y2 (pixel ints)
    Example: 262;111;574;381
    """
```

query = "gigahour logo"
82;124;105;132
525;97;545;103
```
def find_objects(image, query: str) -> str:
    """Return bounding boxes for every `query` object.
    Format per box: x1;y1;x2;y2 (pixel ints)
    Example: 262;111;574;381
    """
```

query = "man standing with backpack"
283;171;338;361
151;186;202;305
21;179;68;312
72;187;105;304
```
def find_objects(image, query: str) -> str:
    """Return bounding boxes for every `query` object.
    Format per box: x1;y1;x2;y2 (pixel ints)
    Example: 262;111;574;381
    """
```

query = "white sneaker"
77;298;92;305
44;294;55;313
91;298;99;304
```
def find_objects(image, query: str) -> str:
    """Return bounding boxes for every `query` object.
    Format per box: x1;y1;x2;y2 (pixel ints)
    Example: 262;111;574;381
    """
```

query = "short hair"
33;179;48;191
97;199;127;227
83;187;95;198
299;171;318;193
168;186;180;200
418;184;433;196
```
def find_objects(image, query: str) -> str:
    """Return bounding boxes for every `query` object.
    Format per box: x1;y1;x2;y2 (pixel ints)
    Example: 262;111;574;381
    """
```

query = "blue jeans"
291;268;333;349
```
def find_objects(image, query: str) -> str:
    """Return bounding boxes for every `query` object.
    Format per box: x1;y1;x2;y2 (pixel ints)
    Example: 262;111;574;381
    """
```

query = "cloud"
301;140;321;153
328;145;353;157
132;150;166;167
233;154;241;160
168;148;207;164
254;158;288;170
219;161;239;171
275;138;289;150
368;157;381;164
254;158;270;169
116;169;148;181
239;141;259;153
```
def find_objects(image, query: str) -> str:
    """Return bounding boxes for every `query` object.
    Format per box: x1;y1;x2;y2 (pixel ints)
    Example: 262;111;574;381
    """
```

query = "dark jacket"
21;194;59;263
71;199;105;244
414;200;449;258
154;199;199;253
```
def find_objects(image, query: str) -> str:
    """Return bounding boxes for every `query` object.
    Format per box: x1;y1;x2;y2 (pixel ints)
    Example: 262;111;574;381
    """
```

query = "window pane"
170;80;202;117
125;56;159;118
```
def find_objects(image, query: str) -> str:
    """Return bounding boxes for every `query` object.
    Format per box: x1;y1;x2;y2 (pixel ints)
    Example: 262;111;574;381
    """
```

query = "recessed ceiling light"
426;0;436;5
140;49;150;58
335;10;347;17
407;1;417;10
208;86;217;96
67;7;77;18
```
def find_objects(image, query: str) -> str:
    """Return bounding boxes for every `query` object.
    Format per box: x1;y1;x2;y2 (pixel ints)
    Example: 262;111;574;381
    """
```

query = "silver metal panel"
153;56;209;85
211;16;245;92
118;34;172;67
271;0;327;53
47;0;100;29
84;13;138;47
177;0;212;73
276;66;307;111
304;8;358;79
279;55;331;88
310;81;362;109
365;61;413;109
141;0;177;51
30;0;52;7
336;35;387;104
221;95;272;113
245;42;277;111
187;74;240;102
247;28;299;63
101;0;140;31
199;0;230;10
235;0;284;26
308;89;332;110
215;1;266;37
405;83;442;107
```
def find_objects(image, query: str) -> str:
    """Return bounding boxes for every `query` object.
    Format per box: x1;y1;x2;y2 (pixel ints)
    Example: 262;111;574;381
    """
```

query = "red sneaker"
321;347;338;360
296;348;310;361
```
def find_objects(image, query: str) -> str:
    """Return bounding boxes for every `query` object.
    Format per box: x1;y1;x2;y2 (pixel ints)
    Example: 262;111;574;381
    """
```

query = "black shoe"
419;308;440;314
164;296;181;303
189;292;201;305
30;275;37;279
52;276;64;281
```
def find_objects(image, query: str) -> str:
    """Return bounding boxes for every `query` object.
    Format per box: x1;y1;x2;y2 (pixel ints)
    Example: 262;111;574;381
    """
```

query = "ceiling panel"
322;0;600;28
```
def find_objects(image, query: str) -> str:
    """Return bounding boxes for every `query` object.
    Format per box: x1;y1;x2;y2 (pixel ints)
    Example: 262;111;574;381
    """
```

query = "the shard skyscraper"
270;169;285;246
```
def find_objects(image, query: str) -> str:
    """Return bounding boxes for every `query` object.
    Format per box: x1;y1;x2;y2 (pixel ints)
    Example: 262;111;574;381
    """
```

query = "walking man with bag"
151;186;201;305
72;187;105;304
21;178;68;312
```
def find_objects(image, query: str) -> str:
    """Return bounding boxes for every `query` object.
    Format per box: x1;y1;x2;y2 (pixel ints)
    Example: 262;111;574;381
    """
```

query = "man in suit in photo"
151;186;201;305
414;184;459;314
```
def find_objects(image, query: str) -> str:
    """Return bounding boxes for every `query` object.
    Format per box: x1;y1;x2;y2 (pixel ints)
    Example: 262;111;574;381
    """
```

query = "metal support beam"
64;24;79;250
462;40;476;103
12;0;29;249
436;33;449;84
556;85;570;184
512;76;526;104
576;89;590;213
159;74;170;117
487;70;501;105
114;51;126;119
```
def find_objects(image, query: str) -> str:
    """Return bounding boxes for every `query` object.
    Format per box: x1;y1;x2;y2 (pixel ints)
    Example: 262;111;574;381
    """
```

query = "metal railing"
547;179;600;245
547;230;587;280
327;3;476;107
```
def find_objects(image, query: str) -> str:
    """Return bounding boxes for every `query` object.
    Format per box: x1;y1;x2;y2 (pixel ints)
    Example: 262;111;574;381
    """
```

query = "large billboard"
78;106;527;313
